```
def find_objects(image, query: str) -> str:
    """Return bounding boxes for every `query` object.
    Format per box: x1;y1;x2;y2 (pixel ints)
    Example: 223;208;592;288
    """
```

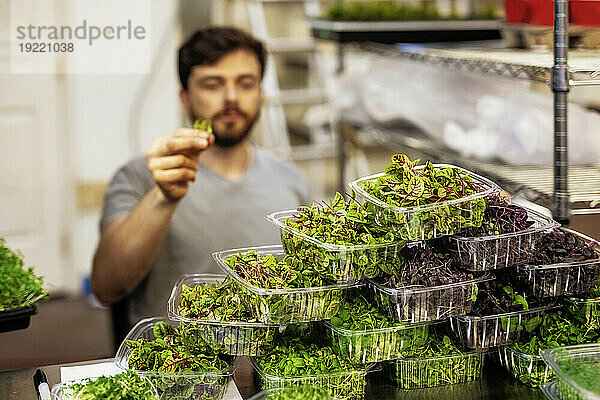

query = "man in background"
91;27;310;330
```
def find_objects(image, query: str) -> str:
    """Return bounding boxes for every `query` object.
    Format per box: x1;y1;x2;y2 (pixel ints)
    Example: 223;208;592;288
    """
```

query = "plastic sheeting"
336;58;600;165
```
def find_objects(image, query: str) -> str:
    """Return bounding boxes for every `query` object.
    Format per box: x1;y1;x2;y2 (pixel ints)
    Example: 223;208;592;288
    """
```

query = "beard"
192;107;261;148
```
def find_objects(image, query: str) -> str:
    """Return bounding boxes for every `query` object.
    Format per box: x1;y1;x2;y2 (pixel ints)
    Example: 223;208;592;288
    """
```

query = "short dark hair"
178;27;266;91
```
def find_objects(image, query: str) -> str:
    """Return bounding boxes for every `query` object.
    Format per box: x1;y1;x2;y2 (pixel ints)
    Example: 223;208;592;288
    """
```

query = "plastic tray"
452;207;559;271
348;165;500;241
115;317;235;400
498;346;554;387
0;305;37;333
450;305;554;349
213;246;355;325
251;358;368;400
51;374;159;400
387;350;483;389
369;274;493;323
541;344;600;400
517;230;600;298
325;319;431;364
541;381;559;400
267;210;404;281
566;296;600;329
167;274;278;356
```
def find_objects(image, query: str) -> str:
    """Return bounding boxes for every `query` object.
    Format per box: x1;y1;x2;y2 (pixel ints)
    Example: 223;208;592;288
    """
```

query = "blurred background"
1;0;599;371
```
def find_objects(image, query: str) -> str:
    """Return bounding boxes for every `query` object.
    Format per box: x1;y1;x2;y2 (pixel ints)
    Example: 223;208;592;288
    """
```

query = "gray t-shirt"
100;147;310;325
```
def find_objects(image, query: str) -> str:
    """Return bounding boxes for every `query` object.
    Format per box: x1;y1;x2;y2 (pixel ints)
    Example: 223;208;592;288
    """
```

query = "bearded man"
91;27;309;329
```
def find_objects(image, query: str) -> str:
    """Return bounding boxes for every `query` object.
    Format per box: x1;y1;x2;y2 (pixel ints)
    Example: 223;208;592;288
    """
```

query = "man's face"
182;49;263;147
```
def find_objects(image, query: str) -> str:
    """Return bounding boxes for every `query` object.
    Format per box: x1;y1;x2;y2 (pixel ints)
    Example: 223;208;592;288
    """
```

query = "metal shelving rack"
313;0;600;224
358;43;600;86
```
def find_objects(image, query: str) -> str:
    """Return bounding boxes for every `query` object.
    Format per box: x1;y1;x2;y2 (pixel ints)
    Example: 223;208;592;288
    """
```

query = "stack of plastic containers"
108;153;600;399
497;228;600;388
336;161;501;389
447;206;559;349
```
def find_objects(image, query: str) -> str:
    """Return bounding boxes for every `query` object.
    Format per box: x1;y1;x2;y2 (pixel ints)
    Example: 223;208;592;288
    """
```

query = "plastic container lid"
348;164;499;214
453;206;559;243
369;274;493;297
167;273;276;328
212;245;358;295
115;317;236;378
267;209;404;252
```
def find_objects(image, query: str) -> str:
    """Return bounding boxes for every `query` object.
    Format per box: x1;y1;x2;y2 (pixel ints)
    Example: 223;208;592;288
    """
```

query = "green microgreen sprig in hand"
0;238;48;311
63;370;157;400
282;192;403;279
193;119;212;133
357;154;487;240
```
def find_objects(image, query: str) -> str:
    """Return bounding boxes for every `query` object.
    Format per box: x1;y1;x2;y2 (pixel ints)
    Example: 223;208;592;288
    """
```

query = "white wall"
70;0;182;291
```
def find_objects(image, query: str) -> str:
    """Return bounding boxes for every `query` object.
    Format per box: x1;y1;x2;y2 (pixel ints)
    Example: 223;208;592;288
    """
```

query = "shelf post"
552;0;570;225
337;42;347;196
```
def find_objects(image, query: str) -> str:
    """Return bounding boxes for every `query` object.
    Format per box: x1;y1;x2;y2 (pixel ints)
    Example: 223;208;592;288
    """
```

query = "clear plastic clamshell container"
498;345;554;388
450;305;555;349
167;274;278;356
369;274;492;323
566;296;600;329
213;245;356;325
325;319;431;364
452;207;559;271
115;317;235;400
541;343;600;400
386;350;483;389
348;165;500;241
51;374;159;400
517;230;600;298
267;210;404;281
251;358;368;400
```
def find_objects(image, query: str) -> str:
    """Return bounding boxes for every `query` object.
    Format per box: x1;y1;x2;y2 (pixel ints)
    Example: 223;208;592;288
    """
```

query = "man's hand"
147;128;214;201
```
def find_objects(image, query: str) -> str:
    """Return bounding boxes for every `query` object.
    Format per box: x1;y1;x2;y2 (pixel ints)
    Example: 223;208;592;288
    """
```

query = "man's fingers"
172;128;211;138
153;168;196;183
150;136;211;157
148;154;198;172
